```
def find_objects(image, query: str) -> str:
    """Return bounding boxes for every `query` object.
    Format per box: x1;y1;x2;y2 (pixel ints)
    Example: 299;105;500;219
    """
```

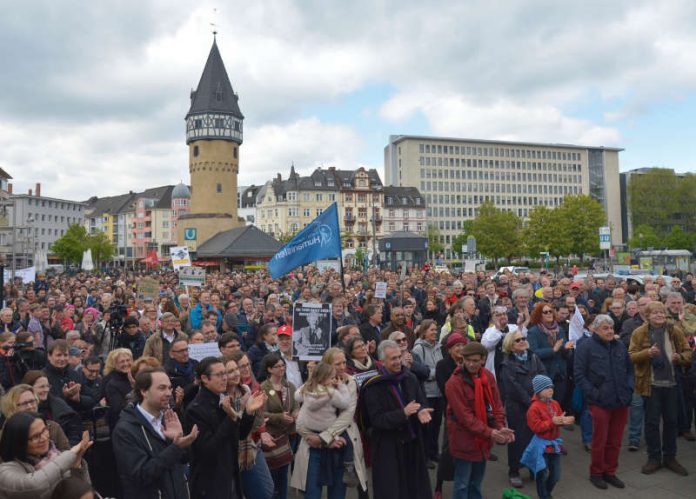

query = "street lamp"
26;215;34;267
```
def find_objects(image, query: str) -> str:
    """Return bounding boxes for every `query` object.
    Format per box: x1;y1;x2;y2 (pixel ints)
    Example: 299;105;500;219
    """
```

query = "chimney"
28;189;32;196
35;183;41;197
7;183;11;194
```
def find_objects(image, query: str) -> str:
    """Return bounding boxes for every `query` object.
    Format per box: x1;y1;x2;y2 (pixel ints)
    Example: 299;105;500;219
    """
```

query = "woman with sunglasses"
0;412;91;498
527;303;573;410
498;331;546;488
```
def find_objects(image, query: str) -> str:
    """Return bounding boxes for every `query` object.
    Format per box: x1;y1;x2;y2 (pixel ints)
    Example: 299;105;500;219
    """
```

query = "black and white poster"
292;302;332;360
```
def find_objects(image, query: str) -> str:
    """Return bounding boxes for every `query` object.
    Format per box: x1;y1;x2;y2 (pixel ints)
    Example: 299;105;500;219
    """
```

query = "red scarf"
472;369;496;451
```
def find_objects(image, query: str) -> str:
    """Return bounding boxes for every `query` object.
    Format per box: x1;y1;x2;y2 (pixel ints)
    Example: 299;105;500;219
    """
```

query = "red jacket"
445;366;505;461
526;395;562;440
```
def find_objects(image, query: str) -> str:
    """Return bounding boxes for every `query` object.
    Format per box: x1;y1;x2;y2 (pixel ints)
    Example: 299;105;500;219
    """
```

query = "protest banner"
292;301;332;361
178;266;206;287
188;342;222;362
170;246;192;270
137;277;160;301
375;281;387;299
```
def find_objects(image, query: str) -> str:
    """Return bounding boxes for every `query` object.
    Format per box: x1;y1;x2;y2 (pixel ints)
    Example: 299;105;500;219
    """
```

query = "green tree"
51;224;89;265
628;224;661;250
470;201;522;265
665;225;694;250
86;231;116;265
522;205;570;260
628;169;679;236
427;224;444;257
676;173;696;234
556;195;606;259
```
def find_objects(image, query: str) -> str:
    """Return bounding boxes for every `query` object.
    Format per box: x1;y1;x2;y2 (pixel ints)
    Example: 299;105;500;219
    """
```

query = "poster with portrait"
292;301;332;360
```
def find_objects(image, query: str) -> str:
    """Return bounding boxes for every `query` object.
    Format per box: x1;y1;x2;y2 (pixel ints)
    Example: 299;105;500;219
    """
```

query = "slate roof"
239;185;260;208
84;192;137;218
383;186;426;208
266;166;383;201
187;39;243;120
197;225;281;258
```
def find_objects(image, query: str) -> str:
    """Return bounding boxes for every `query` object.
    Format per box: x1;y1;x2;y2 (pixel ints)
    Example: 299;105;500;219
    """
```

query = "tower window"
234;147;238;159
215;83;224;102
193;145;199;157
217;183;222;193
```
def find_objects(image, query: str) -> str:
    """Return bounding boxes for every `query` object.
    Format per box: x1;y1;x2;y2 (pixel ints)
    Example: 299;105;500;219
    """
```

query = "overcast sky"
2;0;696;200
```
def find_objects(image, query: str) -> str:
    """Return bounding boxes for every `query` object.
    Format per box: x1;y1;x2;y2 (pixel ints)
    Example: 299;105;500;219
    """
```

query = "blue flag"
269;203;342;279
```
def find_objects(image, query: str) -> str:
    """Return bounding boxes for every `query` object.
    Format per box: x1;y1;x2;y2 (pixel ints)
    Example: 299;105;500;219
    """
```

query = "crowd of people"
0;265;694;498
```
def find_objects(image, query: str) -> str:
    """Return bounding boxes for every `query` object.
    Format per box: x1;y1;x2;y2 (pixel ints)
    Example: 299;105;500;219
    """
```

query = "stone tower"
177;36;244;251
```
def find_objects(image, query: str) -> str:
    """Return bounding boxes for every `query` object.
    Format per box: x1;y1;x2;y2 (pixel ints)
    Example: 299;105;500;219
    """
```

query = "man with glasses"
629;301;691;475
185;357;267;499
481;306;519;380
165;338;198;393
115;315;146;360
143;312;188;364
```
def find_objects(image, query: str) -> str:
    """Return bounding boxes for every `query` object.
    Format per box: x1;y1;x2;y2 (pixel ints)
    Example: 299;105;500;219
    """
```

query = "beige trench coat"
290;374;368;492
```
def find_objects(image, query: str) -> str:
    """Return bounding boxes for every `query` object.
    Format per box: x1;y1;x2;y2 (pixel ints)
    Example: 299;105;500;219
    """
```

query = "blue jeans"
453;459;486;499
304;447;346;499
240;450;274;499
270;464;289;499
580;406;593;444
629;392;644;445
535;453;561;499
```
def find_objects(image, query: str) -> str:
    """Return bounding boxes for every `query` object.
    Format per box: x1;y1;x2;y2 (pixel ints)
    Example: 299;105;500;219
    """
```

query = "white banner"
375;281;387;299
179;266;206;287
188;342;222;362
170;246;192;270
4;266;36;283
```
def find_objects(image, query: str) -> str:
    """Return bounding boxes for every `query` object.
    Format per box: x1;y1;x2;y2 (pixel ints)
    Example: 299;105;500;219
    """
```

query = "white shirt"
481;324;519;379
136;403;165;440
161;330;175;343
283;352;303;389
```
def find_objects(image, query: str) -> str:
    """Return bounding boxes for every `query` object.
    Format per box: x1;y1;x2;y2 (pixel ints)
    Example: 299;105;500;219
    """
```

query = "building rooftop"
387;134;624;152
187;38;243;120
196;225;281;258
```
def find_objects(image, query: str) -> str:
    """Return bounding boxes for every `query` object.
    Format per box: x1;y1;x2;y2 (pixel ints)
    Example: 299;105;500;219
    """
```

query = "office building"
385;135;623;259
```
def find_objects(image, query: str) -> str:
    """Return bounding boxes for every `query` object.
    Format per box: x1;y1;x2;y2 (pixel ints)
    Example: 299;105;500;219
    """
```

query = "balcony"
344;214;355;224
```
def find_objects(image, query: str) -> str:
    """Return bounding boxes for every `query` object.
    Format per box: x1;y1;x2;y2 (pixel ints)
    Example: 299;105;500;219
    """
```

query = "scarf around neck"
352;355;374;371
538;321;560;347
376;363;416;439
470;369;498;451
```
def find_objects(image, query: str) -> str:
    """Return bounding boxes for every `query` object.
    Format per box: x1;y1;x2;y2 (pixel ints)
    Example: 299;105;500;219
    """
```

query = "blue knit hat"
532;375;554;395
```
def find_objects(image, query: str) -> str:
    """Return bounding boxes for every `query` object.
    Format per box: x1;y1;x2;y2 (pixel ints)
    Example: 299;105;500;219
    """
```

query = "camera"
14;342;33;349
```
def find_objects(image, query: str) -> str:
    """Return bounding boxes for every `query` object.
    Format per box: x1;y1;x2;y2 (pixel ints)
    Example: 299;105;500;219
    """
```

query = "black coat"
116;331;146;359
104;370;132;429
574;333;634;409
44;362;95;414
184;386;255;499
39;394;82;445
498;351;547;409
361;369;431;499
112;404;190;499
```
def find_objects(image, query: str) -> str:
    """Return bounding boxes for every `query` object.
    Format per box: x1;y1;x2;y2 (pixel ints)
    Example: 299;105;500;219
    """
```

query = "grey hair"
512;288;529;300
666;292;684;303
0;307;12;316
378;339;400;360
493;305;507;315
388;331;406;341
591;314;614;330
452;280;463;288
178;294;189;302
65;331;81;341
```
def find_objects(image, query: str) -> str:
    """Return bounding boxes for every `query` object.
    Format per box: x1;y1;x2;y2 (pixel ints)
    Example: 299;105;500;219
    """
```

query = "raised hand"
221;395;241;420
174;424;199;448
162;409;184;440
245;391;267;415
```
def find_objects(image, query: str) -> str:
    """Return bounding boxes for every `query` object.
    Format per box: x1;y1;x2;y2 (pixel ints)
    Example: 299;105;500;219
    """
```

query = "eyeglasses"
207;371;228;378
17;398;38;409
514;338;527;343
395;338;408;343
542;309;554;314
226;368;240;374
170;349;188;354
28;426;49;444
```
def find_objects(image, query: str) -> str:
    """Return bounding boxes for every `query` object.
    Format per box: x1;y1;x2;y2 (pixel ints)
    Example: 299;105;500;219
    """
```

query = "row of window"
417;143;582;161
419;158;583;174
26;213;78;224
421;168;581;183
421;181;581;196
26;199;82;211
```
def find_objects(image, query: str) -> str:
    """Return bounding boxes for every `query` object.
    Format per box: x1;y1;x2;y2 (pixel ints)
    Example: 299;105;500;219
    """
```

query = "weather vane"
210;8;218;37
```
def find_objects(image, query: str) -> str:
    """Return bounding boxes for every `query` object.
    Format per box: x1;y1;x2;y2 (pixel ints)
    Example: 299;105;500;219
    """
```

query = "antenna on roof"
210;8;218;38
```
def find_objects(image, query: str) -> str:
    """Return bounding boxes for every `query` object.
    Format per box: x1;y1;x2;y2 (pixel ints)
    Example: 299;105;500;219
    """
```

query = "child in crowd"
523;375;574;499
295;362;359;486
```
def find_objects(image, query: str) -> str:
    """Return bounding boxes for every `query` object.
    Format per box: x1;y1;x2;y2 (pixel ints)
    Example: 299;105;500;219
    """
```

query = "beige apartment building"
256;166;385;252
385;135;622;260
